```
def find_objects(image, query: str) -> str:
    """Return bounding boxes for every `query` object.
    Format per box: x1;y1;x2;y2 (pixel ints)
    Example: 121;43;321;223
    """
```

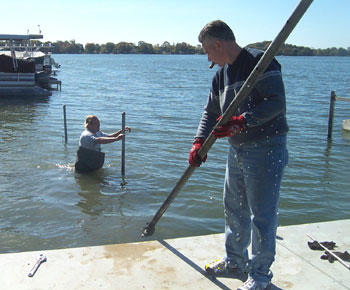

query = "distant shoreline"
1;40;349;56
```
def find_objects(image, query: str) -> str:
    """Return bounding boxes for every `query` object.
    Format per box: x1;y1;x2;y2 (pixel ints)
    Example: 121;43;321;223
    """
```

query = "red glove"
188;138;207;167
212;115;245;138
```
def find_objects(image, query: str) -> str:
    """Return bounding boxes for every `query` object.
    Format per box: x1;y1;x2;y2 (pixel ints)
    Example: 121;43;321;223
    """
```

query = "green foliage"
247;41;350;57
114;42;135;53
85;43;100;54
137;41;154;54
32;40;201;55
1;39;349;56
49;40;84;54
104;42;115;54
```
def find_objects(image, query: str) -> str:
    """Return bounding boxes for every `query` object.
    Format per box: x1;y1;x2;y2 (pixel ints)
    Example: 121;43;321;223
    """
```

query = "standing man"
188;20;288;290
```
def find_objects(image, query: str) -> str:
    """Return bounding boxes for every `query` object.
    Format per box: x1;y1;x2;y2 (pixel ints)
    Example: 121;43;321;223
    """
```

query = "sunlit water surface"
0;54;349;253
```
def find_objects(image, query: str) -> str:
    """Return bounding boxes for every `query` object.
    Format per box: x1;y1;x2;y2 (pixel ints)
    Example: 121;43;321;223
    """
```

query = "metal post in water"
121;112;126;179
63;105;68;143
327;91;336;139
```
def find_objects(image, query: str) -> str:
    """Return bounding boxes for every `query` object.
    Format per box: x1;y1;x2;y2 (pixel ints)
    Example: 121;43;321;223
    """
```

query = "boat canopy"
0;34;43;41
0;51;46;58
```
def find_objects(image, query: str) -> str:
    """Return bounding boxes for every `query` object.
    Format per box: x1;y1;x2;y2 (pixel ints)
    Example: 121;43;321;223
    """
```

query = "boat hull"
0;86;52;97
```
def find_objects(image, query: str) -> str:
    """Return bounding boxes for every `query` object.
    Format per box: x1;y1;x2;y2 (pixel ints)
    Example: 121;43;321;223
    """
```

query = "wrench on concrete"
28;254;47;277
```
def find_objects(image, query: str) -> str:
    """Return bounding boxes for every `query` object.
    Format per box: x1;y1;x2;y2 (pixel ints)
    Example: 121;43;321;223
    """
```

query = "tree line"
1;39;350;56
247;41;350;57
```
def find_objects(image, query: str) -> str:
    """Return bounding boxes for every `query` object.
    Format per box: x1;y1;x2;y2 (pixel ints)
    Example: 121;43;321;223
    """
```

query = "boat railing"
0;72;35;87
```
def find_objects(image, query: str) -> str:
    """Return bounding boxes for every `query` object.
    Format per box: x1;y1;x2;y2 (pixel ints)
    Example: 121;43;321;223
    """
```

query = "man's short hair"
84;115;98;128
198;20;235;43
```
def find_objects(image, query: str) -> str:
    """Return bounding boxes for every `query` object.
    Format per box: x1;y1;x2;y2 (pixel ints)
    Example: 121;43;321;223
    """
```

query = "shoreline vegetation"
1;40;350;56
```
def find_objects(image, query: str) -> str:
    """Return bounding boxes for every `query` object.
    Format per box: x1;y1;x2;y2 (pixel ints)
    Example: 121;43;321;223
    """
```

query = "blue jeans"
224;135;288;283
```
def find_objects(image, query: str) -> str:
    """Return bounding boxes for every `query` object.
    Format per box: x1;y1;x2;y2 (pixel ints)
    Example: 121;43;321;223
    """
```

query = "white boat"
0;34;61;97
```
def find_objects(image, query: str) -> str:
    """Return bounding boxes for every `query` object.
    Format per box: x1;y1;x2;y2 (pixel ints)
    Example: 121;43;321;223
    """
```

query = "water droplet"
78;219;85;228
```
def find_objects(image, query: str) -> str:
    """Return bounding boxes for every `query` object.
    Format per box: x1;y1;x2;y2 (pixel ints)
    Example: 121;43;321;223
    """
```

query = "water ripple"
0;55;349;253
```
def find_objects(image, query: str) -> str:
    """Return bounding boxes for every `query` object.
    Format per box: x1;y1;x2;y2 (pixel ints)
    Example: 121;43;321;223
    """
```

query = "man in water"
188;20;288;290
75;115;130;173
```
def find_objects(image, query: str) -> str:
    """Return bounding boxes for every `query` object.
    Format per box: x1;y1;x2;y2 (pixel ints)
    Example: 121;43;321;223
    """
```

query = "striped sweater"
195;47;289;145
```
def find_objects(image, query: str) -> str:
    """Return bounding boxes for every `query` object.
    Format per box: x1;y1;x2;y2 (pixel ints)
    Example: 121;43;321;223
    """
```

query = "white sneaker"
238;277;270;290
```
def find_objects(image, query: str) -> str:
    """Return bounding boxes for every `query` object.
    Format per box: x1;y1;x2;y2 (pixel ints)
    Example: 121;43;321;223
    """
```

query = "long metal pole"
142;0;314;237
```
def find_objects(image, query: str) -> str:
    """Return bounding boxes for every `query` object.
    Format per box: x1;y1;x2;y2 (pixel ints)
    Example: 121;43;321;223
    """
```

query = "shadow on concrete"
158;239;248;290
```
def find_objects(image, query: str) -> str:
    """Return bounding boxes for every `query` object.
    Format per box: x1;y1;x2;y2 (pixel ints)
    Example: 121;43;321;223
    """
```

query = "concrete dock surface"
1;219;349;290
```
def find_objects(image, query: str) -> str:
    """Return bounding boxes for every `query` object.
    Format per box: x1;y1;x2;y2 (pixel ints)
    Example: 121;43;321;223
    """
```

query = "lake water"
0;54;349;253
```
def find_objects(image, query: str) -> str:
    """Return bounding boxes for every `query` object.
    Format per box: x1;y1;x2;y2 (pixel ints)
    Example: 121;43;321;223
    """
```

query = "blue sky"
1;0;349;49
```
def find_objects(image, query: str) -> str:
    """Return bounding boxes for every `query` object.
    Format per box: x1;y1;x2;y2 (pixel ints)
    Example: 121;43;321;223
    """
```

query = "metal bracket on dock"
49;79;61;91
